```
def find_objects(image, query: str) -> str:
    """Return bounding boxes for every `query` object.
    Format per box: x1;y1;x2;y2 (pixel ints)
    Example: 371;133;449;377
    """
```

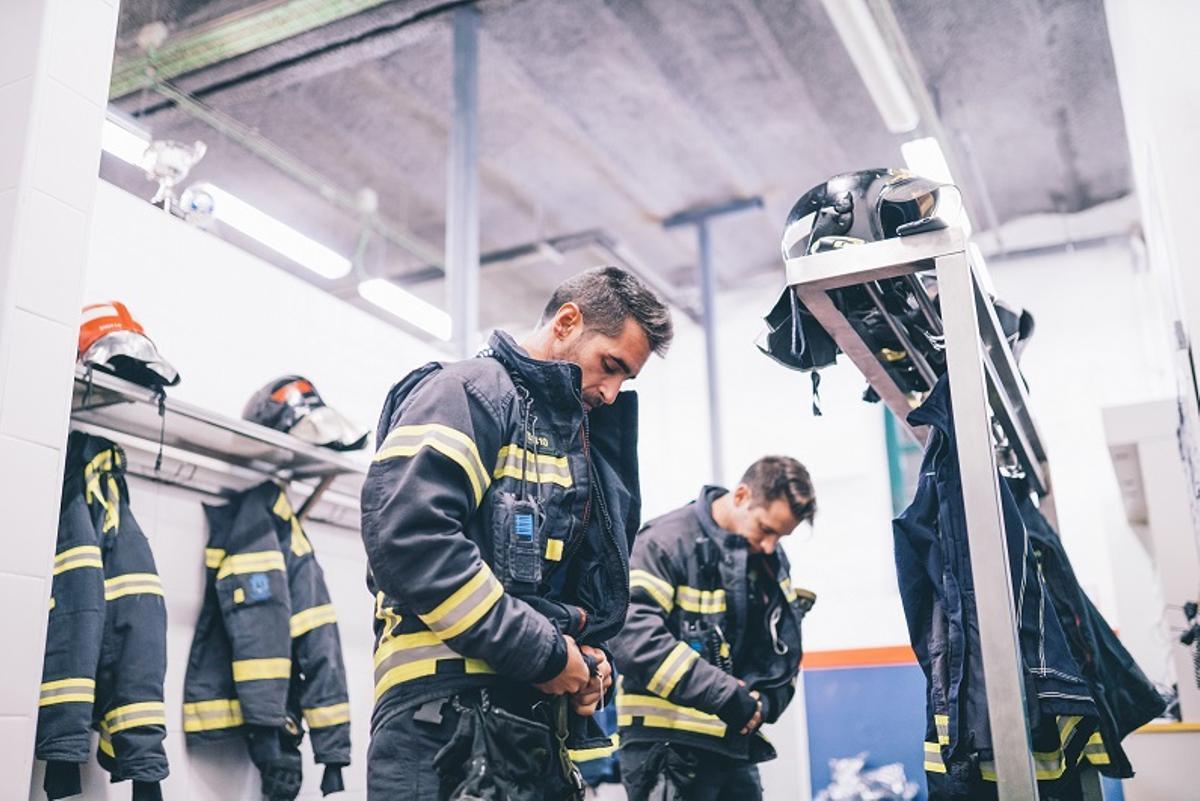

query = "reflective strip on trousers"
291;603;338;637
418;562;504;640
104;572;164;601
375;424;491;507
646;642;698;698
39;678;96;706
183;698;244;732
304;702;351;729
373;630;495;701
630;569;674;613
493;445;573;488
617;693;726;738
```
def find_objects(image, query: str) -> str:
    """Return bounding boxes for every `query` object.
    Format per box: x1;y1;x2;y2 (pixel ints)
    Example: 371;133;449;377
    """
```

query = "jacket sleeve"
612;535;742;716
212;494;292;729
361;370;567;683
36;494;106;800
286;530;351;768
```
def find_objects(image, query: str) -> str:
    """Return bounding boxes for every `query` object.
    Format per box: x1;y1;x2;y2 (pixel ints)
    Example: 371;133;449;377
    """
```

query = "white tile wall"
0;77;35;192
29;77;105;213
0;309;76;449
0;434;60;578
13;189;87;325
0;188;18;289
44;0;119;108
0;0;45;88
0;574;48;715
0;713;38;801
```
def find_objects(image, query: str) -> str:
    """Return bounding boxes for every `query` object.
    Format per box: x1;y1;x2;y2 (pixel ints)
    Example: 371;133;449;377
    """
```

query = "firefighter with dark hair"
612;456;818;801
362;266;673;800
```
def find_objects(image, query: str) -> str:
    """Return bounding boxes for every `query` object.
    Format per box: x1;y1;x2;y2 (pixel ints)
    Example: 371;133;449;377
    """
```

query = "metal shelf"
71;367;367;530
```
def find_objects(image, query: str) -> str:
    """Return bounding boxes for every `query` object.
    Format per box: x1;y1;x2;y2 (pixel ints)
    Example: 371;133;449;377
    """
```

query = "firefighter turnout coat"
36;433;168;800
183;481;351;788
361;330;641;754
612;487;815;763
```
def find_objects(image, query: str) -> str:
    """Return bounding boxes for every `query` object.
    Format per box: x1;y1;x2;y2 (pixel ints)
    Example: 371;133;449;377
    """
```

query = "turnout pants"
618;743;762;801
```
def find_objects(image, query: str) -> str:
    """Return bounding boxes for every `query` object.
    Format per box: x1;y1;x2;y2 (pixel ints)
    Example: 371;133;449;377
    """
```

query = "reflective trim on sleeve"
646;641;699;698
493;446;573;488
232;657;291;682
216;550;286;580
39;677;96;706
183;698;244;732
568;733;619;763
303;702;351;729
291;603;338;638
630;569;674;613
934;713;950;745
205;548;226;569
53;545;103;575
104;572;164;601
419;562;504;641
675;586;726;615
373;630;495;701
924;742;947;774
617;692;726;738
99;727;115;757
101;701;167;734
375;424;491;506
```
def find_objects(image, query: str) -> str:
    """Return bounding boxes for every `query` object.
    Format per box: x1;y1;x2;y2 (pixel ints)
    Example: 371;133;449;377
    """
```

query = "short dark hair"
740;455;816;524
540;266;674;356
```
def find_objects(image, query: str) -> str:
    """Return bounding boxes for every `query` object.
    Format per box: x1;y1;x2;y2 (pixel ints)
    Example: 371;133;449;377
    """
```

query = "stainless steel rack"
784;226;1094;800
70;367;366;530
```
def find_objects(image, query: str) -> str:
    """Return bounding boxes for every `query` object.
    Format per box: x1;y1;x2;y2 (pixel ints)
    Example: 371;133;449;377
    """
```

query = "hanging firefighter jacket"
894;377;1105;799
612;487;815;764
36;433;168;801
183;481;351;799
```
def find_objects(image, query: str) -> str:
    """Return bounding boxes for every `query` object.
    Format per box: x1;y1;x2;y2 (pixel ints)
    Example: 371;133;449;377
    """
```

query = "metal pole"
696;220;724;485
936;250;1039;800
446;5;479;359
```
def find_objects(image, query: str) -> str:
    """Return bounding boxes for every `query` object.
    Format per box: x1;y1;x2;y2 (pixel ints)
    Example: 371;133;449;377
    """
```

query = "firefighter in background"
613;456;817;801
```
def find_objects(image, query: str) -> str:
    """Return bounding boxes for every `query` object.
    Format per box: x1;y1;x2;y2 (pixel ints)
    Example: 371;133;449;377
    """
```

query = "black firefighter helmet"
243;375;368;451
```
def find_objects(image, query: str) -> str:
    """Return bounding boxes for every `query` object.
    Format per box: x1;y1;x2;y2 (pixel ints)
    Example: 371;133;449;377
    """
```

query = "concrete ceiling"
104;0;1133;340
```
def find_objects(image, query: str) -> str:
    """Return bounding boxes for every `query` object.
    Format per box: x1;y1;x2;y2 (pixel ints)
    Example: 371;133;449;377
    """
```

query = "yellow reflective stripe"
101;701;167;734
545;538;564;561
304;702;351;729
646;642;698;698
232;657;291;682
39;678;96;706
53;545;103;575
216;550;285;580
493;445;573;488
419;563;504;640
569;733;619;763
104;572;164;601
375;424;490;506
779;577;798;603
934;713;950;745
48;596;56;610
373;630;495;700
675;586;727;615
630;569;674;612
1083;730;1110;764
183;698;243;732
98;728;115;757
924;741;947;774
205;548;225;569
375;592;403;643
617;693;726;738
291;603;338;638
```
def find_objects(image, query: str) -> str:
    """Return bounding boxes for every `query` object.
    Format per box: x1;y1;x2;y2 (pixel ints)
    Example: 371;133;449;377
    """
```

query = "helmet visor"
80;330;180;387
289;405;368;451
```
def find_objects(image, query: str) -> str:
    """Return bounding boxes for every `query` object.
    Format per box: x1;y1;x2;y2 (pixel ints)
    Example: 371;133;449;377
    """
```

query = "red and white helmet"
78;301;180;387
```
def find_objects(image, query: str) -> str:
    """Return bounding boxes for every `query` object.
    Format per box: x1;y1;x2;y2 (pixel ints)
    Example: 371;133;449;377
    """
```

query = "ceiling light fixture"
357;278;453;341
820;0;920;133
101;116;151;166
901;136;955;185
195;182;352;280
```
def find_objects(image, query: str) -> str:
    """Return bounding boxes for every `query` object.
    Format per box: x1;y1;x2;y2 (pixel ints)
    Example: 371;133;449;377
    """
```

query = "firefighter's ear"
731;484;752;507
551;302;583;340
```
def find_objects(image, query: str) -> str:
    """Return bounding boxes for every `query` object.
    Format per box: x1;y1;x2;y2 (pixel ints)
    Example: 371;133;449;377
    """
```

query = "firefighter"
362;266;673;800
612;456;818;801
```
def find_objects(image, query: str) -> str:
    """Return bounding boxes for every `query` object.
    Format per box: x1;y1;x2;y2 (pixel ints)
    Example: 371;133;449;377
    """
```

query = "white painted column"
0;0;119;794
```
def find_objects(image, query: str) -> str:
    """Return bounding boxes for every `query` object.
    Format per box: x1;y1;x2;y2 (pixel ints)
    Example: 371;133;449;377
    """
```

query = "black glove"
260;754;303;801
320;764;346;796
131;780;163;801
716;685;759;732
43;761;81;800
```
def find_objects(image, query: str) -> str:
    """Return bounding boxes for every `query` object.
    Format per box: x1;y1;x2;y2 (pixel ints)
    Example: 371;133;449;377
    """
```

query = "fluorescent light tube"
901;136;955;185
101;117;151;166
821;0;920;133
358;278;453;341
196;183;352;280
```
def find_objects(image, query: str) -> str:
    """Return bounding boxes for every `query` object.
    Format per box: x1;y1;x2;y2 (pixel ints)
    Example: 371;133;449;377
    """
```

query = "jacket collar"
486;330;583;413
693;485;745;552
906;374;952;436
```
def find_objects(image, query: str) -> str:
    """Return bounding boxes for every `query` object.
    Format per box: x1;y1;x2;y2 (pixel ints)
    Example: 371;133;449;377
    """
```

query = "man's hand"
739;690;764;736
570;645;613;716
534;635;591;696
